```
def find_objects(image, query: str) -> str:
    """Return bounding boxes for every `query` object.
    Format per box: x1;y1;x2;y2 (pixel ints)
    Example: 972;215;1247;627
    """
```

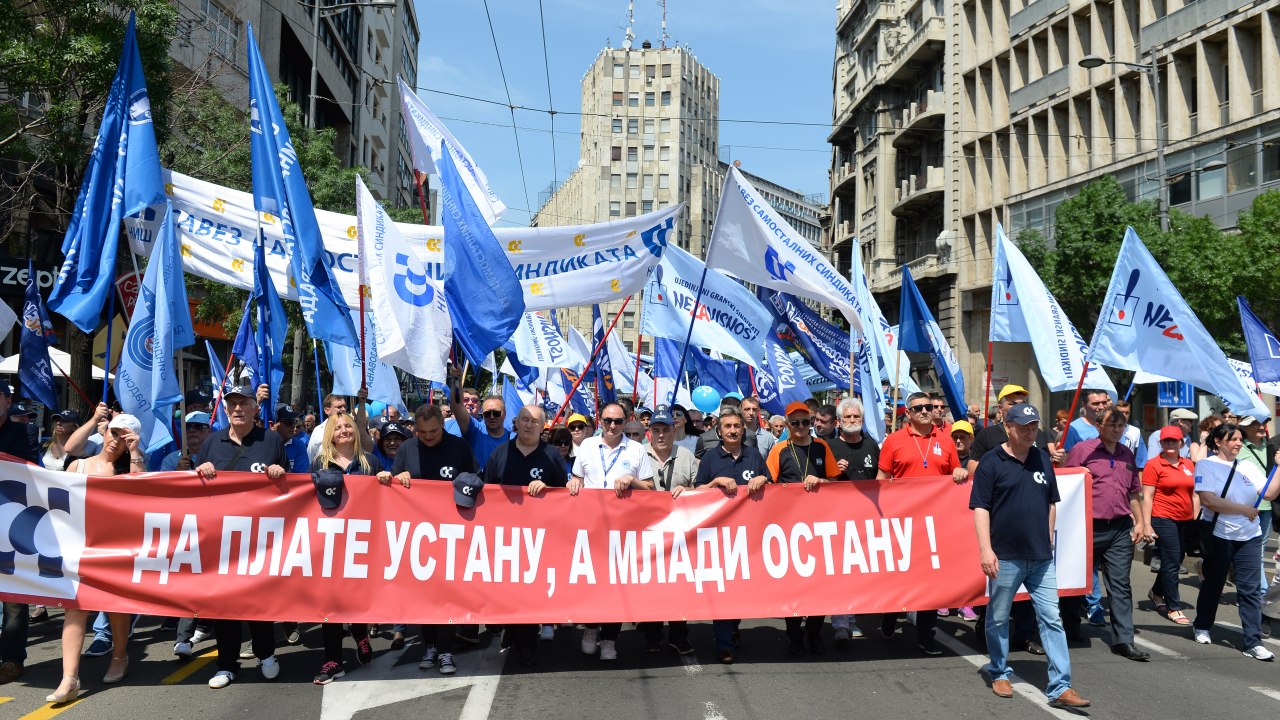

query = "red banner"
0;460;1090;623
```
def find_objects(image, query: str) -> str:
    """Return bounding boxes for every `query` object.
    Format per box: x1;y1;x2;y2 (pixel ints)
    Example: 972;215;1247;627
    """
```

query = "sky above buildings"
414;0;837;226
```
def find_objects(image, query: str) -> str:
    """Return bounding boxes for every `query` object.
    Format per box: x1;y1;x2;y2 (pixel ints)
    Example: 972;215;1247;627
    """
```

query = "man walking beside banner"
971;403;1090;709
829;397;879;644
1063;409;1150;661
876;391;967;654
194;385;289;689
568;402;654;661
641;408;698;655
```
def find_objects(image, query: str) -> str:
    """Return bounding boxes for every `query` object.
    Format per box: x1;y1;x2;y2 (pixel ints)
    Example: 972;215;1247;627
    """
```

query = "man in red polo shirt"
876;391;969;654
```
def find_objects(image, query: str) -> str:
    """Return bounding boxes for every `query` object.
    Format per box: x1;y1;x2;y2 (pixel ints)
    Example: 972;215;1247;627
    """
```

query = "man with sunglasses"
568;402;654;661
271;405;308;472
448;367;513;471
876;391;967;654
765;401;840;656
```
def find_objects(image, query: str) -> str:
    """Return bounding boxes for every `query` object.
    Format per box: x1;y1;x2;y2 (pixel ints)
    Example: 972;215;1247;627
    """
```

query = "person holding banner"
450;376;513;472
1192;423;1280;660
195;386;290;689
377;403;477;675
481;404;568;667
829;398;880;645
876;391;967;655
970;403;1089;708
1141;426;1199;626
568;402;654;661
43;414;147;703
1063;409;1149;661
690;408;772;664
642;408;698;655
766;402;840;656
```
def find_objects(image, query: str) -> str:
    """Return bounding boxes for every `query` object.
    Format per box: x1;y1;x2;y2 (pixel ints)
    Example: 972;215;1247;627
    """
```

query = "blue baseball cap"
1004;403;1042;426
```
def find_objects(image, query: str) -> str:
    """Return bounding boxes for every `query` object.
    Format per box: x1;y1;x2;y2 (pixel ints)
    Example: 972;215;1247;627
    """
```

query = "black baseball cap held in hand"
453;472;484;508
313;468;345;510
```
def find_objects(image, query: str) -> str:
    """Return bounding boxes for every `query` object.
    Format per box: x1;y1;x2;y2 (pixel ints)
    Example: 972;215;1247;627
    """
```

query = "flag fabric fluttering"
19;261;59;411
899;267;967;420
355;176;452;383
114;203;195;452
326;310;406;410
1238;296;1280;387
990;224;1115;394
754;326;813;417
1090;227;1268;418
398;78;507;223
229;297;260;390
705;166;863;329
246;24;357;349
507;312;584;372
205;339;229;430
592;305;618;406
50;13;165;333
437;147;525;367
761;289;851;388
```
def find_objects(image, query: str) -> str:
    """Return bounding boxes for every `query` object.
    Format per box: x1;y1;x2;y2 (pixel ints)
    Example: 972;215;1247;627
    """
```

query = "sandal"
1148;590;1167;614
1167;610;1191;625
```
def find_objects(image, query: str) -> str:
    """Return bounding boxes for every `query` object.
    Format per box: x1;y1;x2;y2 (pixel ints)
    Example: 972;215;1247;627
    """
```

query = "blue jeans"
0;602;27;664
1259;510;1272;592
1194;532;1264;648
712;619;740;651
92;611;140;640
1084;567;1102;613
985;558;1072;699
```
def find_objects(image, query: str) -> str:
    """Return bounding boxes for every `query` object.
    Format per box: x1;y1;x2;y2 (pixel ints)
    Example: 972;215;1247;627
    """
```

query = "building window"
1261;141;1279;184
661;90;672;106
643;145;654;161
660;145;671;161
646;64;656;79
611;145;622;161
644;119;655;135
627;119;638;134
645;92;655;107
642;200;653;213
626;146;638;161
628;92;639;107
627;173;638;188
643;174;654;189
659;174;670;189
612;119;622;133
660;118;671;134
203;0;239;60
626;201;637;215
611;173;621;189
610;200;621;216
613;62;624;79
612;91;623;106
662;63;672;78
629;64;640;78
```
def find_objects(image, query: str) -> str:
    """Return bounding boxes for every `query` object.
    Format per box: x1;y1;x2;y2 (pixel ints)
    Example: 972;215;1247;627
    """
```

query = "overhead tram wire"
537;0;559;186
481;0;534;219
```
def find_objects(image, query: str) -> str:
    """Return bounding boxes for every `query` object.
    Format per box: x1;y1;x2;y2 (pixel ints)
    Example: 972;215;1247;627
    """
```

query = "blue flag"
559;369;594;417
230;298;261;390
899;267;967;420
1239;296;1280;386
592;305;617;405
246;24;357;349
761;289;852;388
205;339;229;431
114;203;196;452
19;261;59;411
437;146;525;366
50;13;164;332
246;236;287;420
685;349;740;397
754;326;813;416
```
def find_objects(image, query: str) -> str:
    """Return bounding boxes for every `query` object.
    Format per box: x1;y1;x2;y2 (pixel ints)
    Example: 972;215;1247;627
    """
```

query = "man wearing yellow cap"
966;384;1063;475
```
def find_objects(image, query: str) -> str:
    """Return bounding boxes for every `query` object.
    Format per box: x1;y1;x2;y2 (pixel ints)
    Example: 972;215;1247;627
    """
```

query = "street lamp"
1078;53;1167;232
304;0;397;130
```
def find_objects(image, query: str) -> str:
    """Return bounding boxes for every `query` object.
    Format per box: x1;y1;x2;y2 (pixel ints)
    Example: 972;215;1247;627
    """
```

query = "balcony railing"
1009;66;1068;111
1140;0;1252;51
1010;0;1068;37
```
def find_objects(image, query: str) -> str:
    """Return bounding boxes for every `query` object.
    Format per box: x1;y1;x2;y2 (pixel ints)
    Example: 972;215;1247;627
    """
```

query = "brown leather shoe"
0;661;22;684
992;679;1014;698
1049;689;1091;708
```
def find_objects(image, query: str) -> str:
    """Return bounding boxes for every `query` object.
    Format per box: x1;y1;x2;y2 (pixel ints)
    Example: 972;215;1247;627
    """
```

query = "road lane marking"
0;697;12;704
1252;687;1280;702
1135;636;1188;659
703;701;727;720
18;697;85;720
932;632;1085;719
681;655;703;675
161;649;218;685
1214;620;1280;649
322;640;505;720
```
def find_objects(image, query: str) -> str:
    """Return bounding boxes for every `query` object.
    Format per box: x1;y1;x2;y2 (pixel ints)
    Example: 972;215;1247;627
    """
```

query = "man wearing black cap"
194;385;289;689
374;421;408;471
481;404;567;666
271;405;308;472
185;388;213;414
971;403;1089;709
0;380;39;685
376;403;476;675
7;401;35;424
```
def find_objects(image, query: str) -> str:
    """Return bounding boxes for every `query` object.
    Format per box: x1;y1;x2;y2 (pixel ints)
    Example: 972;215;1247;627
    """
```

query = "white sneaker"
581;627;599;655
1194;629;1212;645
539;625;555;641
174;641;193;658
1245;645;1275;661
260;655;280;680
599;639;618;661
191;628;211;644
208;670;235;689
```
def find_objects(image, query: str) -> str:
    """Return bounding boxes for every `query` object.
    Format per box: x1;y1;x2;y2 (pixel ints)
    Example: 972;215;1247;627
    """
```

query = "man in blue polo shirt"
448;369;511;470
685;408;771;664
971;403;1089;709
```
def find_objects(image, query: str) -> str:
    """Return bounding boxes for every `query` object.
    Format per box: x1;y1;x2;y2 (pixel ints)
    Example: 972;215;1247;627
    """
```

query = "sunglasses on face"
788;418;812;428
185;423;207;431
569;424;587;431
909;404;934;413
553;440;571;447
601;417;626;426
482;410;503;419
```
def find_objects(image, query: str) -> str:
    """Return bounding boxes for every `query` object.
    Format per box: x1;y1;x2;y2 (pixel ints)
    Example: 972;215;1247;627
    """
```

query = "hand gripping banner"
0;459;1091;624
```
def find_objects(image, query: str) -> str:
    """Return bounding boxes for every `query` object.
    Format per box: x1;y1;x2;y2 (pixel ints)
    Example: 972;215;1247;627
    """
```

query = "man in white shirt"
568;402;654;661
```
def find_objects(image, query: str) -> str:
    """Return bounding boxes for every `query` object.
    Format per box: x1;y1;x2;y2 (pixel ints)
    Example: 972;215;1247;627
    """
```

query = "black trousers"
785;616;825;639
639;620;689;645
322;623;369;664
1062;517;1136;645
420;624;455;652
214;620;275;673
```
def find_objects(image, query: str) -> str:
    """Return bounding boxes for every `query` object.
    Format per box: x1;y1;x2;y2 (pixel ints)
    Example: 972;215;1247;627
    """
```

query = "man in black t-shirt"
970;403;1088;709
377;403;476;676
193;386;288;690
828;398;879;482
482;405;566;667
966;385;1063;474
0;381;38;684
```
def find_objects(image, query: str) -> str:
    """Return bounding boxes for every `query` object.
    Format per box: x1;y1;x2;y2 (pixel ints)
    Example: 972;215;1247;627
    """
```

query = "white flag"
0;300;16;345
509;312;584;370
356;176;452;383
327;310;405;410
706;166;862;330
991;224;1116;394
398;78;506;223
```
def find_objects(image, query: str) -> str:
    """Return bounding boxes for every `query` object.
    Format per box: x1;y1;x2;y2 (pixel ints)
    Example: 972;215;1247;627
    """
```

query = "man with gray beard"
827;398;879;646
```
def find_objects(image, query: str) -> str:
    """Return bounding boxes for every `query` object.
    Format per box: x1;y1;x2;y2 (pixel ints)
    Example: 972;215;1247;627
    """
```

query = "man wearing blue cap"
971;402;1089;709
161;411;212;471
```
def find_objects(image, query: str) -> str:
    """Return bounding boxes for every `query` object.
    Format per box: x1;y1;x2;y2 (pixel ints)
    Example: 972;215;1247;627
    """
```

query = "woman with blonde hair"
46;414;146;703
310;413;378;684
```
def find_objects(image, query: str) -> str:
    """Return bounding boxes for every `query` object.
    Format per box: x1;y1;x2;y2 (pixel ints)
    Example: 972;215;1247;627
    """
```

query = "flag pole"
312;339;323;413
46;355;92;407
101;289;117;403
891;346;902;432
668;264;710;408
549;295;632;427
982;340;994;427
177;347;187;458
632;337;643;405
